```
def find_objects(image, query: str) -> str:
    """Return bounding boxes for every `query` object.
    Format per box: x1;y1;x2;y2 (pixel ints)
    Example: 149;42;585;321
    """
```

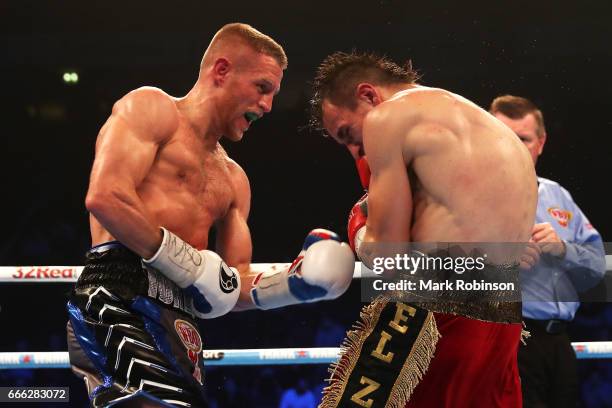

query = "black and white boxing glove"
143;228;240;319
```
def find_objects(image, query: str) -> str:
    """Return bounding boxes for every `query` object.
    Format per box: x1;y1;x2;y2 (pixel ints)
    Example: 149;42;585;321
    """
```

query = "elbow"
84;190;97;213
85;190;105;215
85;188;122;218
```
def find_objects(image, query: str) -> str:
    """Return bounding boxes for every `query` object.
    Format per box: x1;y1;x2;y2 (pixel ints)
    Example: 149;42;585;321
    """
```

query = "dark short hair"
310;51;419;130
490;95;546;137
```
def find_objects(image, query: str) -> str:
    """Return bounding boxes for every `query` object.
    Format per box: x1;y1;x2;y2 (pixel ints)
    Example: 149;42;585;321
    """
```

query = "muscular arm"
359;106;413;259
214;161;256;310
216;160;355;311
85;88;179;258
358;90;467;259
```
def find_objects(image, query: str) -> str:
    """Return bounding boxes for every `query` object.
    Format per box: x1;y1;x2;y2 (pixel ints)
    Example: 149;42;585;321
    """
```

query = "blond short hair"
203;23;287;70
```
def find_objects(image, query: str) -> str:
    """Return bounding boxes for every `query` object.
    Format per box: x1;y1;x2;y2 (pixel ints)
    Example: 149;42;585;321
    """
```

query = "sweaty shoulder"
367;87;466;133
112;86;179;142
364;88;467;160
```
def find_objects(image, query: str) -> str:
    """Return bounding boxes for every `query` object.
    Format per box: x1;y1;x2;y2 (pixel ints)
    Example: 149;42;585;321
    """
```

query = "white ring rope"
0;263;371;282
1;261;610;369
1;343;611;370
1;256;611;282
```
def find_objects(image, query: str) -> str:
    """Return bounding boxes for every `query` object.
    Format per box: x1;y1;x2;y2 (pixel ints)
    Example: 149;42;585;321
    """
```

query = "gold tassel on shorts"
320;297;440;408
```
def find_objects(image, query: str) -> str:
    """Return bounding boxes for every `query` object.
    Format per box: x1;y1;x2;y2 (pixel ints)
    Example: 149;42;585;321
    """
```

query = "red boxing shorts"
407;313;522;408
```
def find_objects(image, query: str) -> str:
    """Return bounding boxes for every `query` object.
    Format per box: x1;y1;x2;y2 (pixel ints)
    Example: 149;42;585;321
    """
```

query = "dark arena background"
1;1;611;407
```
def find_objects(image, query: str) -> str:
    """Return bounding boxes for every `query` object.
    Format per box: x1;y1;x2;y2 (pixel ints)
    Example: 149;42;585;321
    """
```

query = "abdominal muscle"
89;174;230;251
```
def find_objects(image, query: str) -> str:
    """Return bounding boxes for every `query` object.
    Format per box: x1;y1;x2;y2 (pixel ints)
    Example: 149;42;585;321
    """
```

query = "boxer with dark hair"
312;51;537;408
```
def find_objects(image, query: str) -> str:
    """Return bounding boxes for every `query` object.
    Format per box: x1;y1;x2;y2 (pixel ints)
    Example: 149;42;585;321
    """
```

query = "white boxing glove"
250;229;355;310
143;227;240;319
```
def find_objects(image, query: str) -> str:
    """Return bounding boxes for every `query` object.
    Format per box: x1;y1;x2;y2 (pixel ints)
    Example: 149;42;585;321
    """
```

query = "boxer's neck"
177;85;225;145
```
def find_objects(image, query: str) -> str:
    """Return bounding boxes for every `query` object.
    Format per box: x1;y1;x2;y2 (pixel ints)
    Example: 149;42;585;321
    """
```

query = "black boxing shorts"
66;242;208;407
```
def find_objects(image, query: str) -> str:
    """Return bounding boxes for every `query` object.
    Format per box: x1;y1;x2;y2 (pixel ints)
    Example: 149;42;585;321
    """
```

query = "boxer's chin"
224;126;245;142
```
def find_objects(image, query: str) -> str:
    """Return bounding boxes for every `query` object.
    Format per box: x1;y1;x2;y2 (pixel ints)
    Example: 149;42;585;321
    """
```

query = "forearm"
358;225;412;275
233;263;288;311
87;189;162;258
560;240;606;290
356;226;375;268
215;216;254;310
349;205;382;272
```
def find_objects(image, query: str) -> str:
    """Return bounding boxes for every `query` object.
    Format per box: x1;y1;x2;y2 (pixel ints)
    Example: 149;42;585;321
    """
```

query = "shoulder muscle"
111;87;179;143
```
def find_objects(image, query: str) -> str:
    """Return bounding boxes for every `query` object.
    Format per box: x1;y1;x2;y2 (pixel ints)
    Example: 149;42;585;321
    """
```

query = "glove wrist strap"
142;227;198;288
250;268;295;310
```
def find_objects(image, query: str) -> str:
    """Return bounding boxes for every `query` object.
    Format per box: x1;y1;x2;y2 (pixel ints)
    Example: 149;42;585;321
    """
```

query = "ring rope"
0;257;610;282
1;263;610;369
0;343;611;370
0;263;370;282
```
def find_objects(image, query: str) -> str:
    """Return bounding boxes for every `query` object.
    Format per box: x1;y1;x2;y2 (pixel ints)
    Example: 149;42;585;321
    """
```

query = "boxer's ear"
213;58;231;85
356;83;380;106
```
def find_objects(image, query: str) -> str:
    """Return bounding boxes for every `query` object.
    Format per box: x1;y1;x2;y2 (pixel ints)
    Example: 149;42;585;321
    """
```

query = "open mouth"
244;112;259;124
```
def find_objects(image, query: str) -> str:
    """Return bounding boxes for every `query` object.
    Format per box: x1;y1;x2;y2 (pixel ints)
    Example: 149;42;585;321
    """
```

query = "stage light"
62;71;79;84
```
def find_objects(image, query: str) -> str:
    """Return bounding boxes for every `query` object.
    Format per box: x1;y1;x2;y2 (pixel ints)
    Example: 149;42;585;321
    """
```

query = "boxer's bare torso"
363;87;537;246
89;88;242;250
70;25;290;407
85;45;283;309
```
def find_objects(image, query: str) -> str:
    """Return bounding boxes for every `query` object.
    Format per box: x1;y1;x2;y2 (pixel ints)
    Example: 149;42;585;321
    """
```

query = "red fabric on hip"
406;313;522;408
